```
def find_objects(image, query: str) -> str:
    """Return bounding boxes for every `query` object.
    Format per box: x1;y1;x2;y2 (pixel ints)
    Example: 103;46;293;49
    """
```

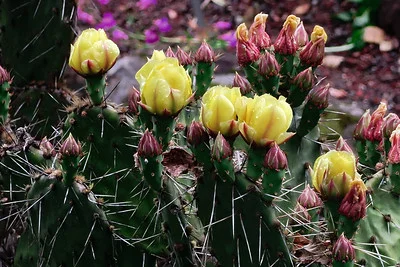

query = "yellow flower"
312;150;362;199
310;25;328;43
283;15;301;35
69;28;120;77
135;50;192;116
201;86;241;136
235;94;294;146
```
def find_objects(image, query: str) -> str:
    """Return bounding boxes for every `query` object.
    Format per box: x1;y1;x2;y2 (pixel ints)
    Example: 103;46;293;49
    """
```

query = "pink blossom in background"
144;28;159;44
154;17;172;33
112;29;129;41
97;0;110;5
213;21;232;31
137;0;157;10
96;12;116;30
218;31;237;48
77;7;95;25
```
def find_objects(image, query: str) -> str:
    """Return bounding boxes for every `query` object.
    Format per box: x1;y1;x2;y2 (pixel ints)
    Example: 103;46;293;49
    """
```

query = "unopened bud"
263;142;288;170
40;136;56;159
249;13;271;50
336;136;353;153
236;23;260;65
258;52;280;77
299;26;327;67
137;130;162;157
332;234;355;263
128;87;141;115
364;102;387;142
292;67;313;90
212;133;232;161
353;109;371;140
388;125;400;164
338;179;367;221
294;22;308;47
187;121;209;146
0;66;11;84
233;72;252;95
383;113;400;139
306;84;330;109
176;46;193;65
60;133;81;157
274;15;300;55
293;202;311;223
195;41;215;63
298;184;323;209
165;47;176;58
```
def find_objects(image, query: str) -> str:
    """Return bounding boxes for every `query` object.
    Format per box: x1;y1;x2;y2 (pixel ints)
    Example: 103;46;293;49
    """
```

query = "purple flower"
144;28;159;44
77;7;95;25
154;17;172;33
112;29;129;41
96;12;117;30
137;0;157;10
213;21;232;31
218;31;237;48
97;0;110;5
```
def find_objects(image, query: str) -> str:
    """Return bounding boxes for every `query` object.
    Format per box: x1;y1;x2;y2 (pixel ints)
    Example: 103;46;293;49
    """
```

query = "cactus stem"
85;75;106;106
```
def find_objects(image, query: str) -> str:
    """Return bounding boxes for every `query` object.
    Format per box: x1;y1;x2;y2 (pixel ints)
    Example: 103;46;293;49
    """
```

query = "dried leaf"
293;3;311;15
323;55;345;68
363;26;386;44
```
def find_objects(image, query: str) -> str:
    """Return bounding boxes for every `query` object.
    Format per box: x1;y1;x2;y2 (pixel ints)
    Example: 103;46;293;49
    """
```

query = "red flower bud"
336;136;353;154
233;72;252;95
258;52;280;77
236;23;260;66
306;84;330;109
297;184;323;209
332;234;355;263
60;133;81;157
186;121;209;146
293;202;311;223
165;47;176;58
195;41;215;63
364;102;387;142
299;25;327;67
248;13;271;50
0;65;11;84
137;130;162;157
294;22;309;47
388;126;400;164
128;87;141;115
338;180;367;221
263;142;288;170
212;133;232;161
40;136;56;159
353;109;371;140
383;113;400;139
292;67;313;91
176;46;193;65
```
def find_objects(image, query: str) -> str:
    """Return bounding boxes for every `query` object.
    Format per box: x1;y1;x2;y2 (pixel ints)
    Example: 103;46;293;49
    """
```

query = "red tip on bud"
236;24;260;66
39;136;56;159
294;22;309;47
60;133;81;157
332;234;355;263
195;41;215;63
388;126;400;164
248;13;271;50
138;130;162;157
306;84;330;109
176;46;193;65
364;102;387;142
383;113;400;139
353;109;371;140
0;65;11;84
292;67;314;91
298;184;323;209
233;72;252;95
165;47;176;58
258;52;280;77
187;121;209;146
264;142;288;170
212;133;232;161
128;87;141;115
338;180;367;221
336;136;353;154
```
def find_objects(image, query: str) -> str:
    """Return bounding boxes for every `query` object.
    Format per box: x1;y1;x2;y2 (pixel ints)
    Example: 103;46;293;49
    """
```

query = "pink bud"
297;184;323;209
274;15;300;55
236;24;260;66
332;234;355;262
258;52;280;77
212;133;232;161
40;136;56;159
292;67;313;90
248;13;271;50
364;102;387;142
233;72;252;95
195;41;215;63
338;180;367;221
137;130;162;157
388;126;400;164
299;38;325;67
186;121;209;146
165;47;176;58
306;84;330;109
128;87;141;115
382;113;400;139
60;133;81;157
0;65;11;84
176;46;193;65
264;142;288;170
353;109;371;140
292;202;311;224
336;136;353;154
294;22;309;47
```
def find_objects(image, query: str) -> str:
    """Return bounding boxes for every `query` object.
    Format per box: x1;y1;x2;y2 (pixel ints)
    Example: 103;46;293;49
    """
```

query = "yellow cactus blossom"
283;15;301;35
310;25;328;44
135;50;192;116
312;150;361;199
69;28;120;77
235;94;294;146
201;86;241;136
